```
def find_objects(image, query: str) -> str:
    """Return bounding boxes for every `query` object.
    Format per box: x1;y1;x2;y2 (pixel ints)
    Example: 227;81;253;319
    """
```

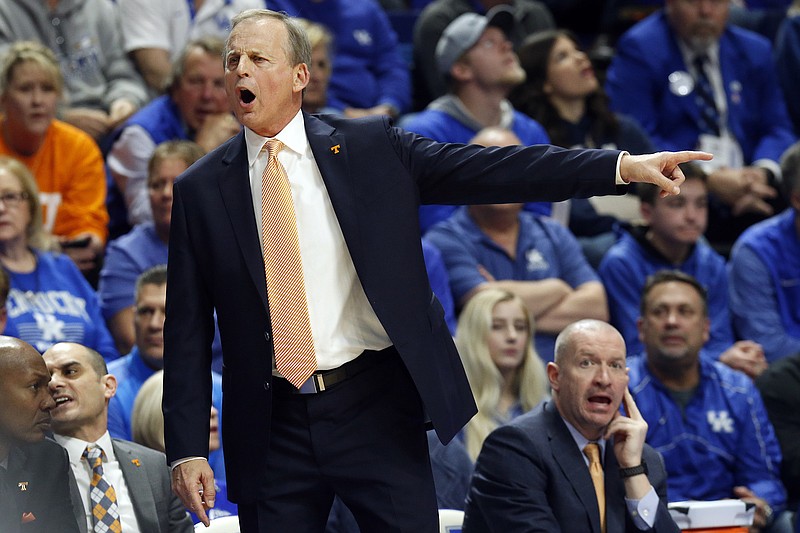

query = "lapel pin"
132;459;141;467
330;144;341;154
18;481;28;491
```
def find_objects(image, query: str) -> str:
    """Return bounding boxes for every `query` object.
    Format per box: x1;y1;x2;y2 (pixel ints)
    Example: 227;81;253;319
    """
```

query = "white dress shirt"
245;110;391;371
54;432;141;533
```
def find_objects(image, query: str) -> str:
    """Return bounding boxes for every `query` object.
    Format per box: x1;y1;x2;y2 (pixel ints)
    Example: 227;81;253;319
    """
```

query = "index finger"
670;150;714;164
622;388;643;421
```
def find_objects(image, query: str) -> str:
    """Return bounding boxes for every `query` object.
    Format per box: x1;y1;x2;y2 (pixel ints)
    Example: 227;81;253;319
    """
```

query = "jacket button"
264;331;271;341
263;381;270;390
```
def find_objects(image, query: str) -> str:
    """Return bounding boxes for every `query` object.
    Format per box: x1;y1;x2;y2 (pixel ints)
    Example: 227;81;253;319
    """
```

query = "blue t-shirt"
4;250;119;360
426;208;599;361
99;222;167;320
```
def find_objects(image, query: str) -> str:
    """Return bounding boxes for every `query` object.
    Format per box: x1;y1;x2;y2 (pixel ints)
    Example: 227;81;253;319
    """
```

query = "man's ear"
293;63;310;93
103;374;118;400
546;362;560;392
636;316;645;344
450;60;472;83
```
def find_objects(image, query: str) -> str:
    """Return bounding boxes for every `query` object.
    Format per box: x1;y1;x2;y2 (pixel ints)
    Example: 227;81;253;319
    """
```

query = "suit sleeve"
163;181;216;464
464;425;563;532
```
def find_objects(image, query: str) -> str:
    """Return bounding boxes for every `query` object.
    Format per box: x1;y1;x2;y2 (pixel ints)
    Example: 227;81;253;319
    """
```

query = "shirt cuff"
170;456;208;471
753;159;782;184
625;486;659;530
615;151;630;185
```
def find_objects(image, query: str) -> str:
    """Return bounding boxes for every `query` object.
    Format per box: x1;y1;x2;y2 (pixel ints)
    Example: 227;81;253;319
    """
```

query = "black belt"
276;347;387;394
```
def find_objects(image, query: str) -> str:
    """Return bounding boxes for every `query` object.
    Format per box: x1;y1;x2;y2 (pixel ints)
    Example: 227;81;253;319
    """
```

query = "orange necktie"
584;443;606;533
260;139;317;388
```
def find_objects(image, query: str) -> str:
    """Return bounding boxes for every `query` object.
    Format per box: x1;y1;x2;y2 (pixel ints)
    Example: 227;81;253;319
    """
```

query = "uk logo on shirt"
525;249;550;272
707;410;734;433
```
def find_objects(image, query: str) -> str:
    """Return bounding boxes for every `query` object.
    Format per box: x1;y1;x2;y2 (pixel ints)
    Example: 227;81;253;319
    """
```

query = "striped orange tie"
260;139;317;388
584;443;606;533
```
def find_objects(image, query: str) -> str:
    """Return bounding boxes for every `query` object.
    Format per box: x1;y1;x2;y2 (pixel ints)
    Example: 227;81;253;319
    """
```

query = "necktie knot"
584;442;601;465
265;139;284;159
83;445;105;468
693;53;709;72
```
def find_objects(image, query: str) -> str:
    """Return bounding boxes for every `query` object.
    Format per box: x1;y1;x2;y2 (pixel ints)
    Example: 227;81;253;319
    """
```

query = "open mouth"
240;88;255;104
588;395;612;405
53;396;72;408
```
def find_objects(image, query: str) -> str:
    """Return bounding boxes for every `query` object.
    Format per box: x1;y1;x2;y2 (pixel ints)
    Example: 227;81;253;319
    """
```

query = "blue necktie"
693;54;721;136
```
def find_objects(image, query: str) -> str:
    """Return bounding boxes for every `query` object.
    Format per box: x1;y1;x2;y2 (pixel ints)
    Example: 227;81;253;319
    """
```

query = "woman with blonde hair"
0;155;118;359
455;289;548;461
0;41;109;276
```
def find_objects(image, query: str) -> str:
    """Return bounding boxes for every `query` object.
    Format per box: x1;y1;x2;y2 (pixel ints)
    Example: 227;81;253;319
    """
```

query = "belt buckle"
296;373;325;394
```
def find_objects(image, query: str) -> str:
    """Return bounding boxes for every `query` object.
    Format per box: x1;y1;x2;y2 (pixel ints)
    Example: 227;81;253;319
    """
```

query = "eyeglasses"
0;191;29;207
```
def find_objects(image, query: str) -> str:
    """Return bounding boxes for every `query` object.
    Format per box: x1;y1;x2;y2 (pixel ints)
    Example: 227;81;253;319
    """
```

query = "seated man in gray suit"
43;342;192;533
463;319;678;533
0;336;79;533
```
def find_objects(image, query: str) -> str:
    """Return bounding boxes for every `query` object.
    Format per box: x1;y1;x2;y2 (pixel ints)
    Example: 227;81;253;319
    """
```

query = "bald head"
469;126;522;148
0;335;45;377
554;319;625;365
0;336;54;454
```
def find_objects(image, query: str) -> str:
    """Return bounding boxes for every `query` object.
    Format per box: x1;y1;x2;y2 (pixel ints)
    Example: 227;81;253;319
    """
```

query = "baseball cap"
435;5;515;76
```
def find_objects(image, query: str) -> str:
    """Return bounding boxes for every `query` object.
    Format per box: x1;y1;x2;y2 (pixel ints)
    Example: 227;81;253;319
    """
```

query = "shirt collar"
244;109;308;167
55;431;115;466
560;415;606;462
676;38;720;71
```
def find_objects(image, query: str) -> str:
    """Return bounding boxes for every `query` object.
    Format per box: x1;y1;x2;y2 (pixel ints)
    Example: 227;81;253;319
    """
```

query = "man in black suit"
163;8;710;532
463;320;678;532
0;336;80;533
43;342;193;533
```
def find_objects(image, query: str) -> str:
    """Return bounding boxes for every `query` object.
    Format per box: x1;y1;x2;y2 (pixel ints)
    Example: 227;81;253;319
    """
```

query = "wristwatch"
619;463;648;478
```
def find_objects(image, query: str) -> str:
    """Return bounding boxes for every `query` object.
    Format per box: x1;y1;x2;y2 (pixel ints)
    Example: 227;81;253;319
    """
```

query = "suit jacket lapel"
304;113;364;268
218;132;269;309
545;403;603;533
113;440;159;533
2;451;22;533
65;467;88;533
667;35;703;126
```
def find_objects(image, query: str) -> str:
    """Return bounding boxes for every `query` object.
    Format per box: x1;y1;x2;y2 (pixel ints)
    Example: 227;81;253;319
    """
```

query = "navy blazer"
1;439;80;533
606;11;796;164
163;113;623;503
463;401;678;533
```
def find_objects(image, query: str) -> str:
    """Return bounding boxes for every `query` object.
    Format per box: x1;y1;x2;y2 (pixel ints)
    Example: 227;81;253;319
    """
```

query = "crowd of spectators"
1;0;799;529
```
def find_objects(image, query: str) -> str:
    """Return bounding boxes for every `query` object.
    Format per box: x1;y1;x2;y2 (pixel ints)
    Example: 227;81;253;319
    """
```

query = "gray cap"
435;5;515;76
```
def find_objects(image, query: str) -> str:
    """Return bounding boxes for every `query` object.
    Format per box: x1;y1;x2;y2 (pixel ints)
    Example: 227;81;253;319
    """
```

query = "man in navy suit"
463;320;678;533
605;0;797;250
162;8;710;532
0;336;80;533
